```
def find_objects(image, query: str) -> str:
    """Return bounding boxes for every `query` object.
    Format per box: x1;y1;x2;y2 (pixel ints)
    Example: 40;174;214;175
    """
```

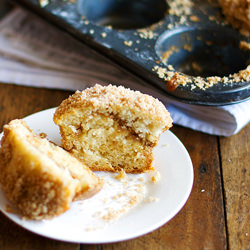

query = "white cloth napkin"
0;8;250;136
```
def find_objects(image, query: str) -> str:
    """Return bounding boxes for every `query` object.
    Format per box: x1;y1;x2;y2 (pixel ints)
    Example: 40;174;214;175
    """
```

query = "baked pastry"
0;119;102;220
54;84;173;173
219;0;250;35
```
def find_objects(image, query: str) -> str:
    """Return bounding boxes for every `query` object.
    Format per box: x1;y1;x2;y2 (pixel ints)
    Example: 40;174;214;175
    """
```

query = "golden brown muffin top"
54;84;172;129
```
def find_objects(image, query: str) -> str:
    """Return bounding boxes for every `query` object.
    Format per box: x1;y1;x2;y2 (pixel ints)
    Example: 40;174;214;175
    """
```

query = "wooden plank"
101;126;227;249
220;123;250;250
0;213;80;250
0;84;72;128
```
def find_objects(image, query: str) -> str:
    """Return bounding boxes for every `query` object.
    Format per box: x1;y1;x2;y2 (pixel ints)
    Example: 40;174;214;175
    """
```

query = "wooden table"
0;83;249;250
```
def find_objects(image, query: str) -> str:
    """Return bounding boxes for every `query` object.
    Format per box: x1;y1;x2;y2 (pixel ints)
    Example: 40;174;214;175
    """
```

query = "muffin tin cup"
13;0;250;105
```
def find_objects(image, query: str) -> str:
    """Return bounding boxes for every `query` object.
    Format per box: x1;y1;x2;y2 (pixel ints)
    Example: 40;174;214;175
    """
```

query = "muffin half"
54;84;173;173
0;119;102;220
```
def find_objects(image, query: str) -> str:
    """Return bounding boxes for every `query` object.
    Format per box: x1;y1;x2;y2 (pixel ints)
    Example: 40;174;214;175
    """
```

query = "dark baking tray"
11;0;250;105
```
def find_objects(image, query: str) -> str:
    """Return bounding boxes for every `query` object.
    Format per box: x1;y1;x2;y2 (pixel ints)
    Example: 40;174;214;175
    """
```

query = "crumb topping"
124;40;133;47
219;0;250;36
137;29;157;39
240;41;250;50
151;171;161;183
54;84;172;131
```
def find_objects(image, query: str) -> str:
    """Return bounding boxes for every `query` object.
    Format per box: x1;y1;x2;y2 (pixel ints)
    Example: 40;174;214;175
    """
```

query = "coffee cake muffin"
0;119;102;220
219;0;250;35
54;84;173;173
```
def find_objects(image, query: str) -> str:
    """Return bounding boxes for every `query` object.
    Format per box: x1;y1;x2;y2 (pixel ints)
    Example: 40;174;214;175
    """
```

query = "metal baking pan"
11;0;250;105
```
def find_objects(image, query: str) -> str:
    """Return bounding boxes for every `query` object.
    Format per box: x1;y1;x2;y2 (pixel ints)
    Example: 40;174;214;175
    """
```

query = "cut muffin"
219;0;250;35
54;84;173;173
0;119;102;220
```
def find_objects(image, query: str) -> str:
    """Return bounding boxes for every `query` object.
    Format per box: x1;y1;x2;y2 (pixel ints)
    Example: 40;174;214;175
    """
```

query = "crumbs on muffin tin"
137;29;157;39
153;62;250;91
154;0;250;90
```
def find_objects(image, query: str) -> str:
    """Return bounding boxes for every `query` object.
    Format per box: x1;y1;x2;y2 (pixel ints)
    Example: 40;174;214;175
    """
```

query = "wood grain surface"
220;124;250;250
0;83;249;250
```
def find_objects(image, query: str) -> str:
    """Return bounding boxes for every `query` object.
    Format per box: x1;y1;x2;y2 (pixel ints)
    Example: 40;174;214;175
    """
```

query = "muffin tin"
12;0;250;105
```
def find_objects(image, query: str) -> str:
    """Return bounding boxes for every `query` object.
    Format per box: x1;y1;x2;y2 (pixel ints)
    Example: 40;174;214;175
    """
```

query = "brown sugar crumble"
137;29;156;39
145;196;159;203
168;0;194;20
153;60;250;91
101;32;107;38
161;46;180;63
219;0;250;36
189;15;200;22
124;40;133;47
115;169;127;180
151;171;161;183
39;132;47;139
240;41;250;51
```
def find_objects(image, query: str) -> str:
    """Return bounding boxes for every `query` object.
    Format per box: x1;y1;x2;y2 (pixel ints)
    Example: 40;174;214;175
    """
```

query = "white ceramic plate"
0;108;193;244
